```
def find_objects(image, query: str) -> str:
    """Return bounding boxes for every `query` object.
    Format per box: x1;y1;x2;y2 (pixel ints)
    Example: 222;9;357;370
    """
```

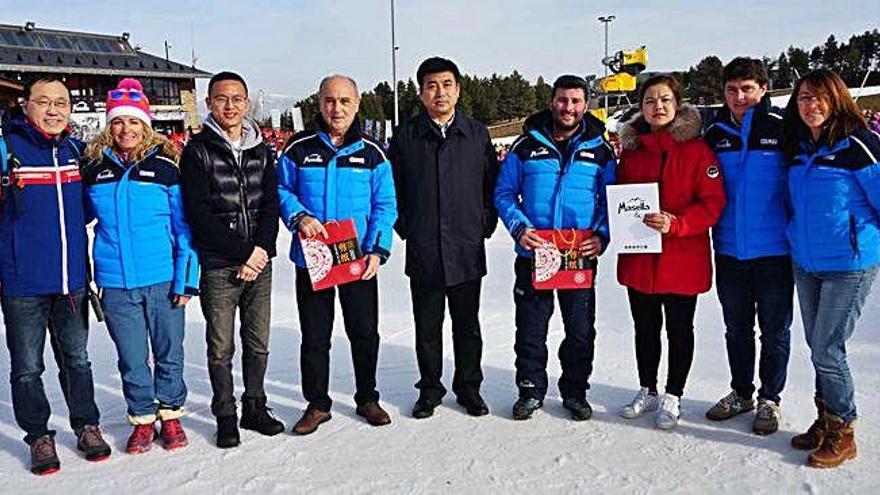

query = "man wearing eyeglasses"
0;77;111;475
703;57;793;436
180;71;283;449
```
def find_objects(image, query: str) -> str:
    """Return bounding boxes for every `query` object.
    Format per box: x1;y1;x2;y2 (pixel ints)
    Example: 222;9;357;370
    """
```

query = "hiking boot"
241;397;285;436
792;397;826;450
126;424;157;454
753;398;781;436
412;397;442;419
808;415;856;468
656;393;681;430
76;424;111;461
562;397;593;421
620;387;659;419
356;402;392;426
216;415;240;449
705;390;755;421
29;435;60;476
456;390;489;417
512;397;543;421
293;407;332;435
160;419;188;450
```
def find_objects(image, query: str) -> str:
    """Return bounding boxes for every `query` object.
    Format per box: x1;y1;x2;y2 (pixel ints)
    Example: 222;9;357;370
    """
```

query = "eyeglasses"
797;95;824;106
28;98;70;110
212;95;248;108
108;88;145;102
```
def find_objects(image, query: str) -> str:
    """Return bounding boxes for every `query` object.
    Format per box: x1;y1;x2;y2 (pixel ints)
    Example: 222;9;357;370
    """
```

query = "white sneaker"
620;387;659;419
655;393;681;430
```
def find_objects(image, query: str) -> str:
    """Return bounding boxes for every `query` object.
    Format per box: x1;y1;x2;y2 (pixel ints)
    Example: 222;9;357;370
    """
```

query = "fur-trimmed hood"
618;104;702;151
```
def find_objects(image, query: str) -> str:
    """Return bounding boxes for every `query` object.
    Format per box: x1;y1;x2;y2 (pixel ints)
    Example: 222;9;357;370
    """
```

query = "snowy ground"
1;229;879;494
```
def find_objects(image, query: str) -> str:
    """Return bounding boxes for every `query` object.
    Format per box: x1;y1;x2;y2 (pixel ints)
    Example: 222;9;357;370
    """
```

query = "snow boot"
792;397;826;450
29;435;60;476
808;415;856;468
241;397;285;436
160;418;188;450
216;415;241;448
512;397;542;421
76;424;111;461
126;424;157;454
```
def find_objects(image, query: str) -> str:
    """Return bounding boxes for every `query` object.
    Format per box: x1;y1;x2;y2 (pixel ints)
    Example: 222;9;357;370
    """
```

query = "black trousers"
513;256;596;401
295;268;380;412
411;278;483;401
627;288;698;397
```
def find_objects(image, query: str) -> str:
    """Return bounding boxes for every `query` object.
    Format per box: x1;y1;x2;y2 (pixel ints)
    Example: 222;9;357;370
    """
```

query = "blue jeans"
102;282;186;422
1;289;100;444
716;254;793;403
793;264;877;422
513;257;596;401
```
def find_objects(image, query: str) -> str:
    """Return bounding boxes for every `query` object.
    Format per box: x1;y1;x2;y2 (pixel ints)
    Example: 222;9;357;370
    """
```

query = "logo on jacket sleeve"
303;153;324;164
760;138;778;146
348;156;365;164
96;169;116;182
706;165;720;179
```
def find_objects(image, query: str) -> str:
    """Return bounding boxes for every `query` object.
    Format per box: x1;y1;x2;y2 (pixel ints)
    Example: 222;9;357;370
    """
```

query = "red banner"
301;219;366;291
532;229;595;290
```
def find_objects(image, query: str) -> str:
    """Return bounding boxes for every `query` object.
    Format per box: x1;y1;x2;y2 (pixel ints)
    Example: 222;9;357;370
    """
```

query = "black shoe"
512;397;543;420
241;397;285;436
216;415;240;449
562;398;593;421
456;391;489;416
76;424;112;461
412;397;442;419
30;435;60;476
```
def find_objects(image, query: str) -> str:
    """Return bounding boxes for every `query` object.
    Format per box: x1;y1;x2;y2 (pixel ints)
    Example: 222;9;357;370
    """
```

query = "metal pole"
598;15;615;116
391;0;399;126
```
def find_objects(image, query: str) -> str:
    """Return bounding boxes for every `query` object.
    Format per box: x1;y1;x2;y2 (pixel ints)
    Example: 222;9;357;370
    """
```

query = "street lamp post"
597;15;615;116
391;0;400;126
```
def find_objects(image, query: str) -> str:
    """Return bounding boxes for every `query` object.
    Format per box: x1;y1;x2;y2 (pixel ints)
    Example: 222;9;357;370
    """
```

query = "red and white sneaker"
160;419;188;450
126;424;157;454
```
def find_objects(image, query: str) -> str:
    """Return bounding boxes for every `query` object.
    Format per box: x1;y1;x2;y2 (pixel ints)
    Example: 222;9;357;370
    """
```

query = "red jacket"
615;105;726;295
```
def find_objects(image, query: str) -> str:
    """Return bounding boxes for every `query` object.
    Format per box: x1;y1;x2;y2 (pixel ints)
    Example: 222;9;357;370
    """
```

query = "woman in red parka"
615;74;726;430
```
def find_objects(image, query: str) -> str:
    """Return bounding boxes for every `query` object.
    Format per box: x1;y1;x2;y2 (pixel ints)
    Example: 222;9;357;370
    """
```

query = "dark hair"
416;57;461;89
723;57;769;86
550;75;589;100
638;74;682;106
208;71;248;97
23;76;68;100
782;69;867;157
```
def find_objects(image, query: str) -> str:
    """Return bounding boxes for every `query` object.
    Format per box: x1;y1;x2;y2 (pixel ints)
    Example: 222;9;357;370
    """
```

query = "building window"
141;78;181;105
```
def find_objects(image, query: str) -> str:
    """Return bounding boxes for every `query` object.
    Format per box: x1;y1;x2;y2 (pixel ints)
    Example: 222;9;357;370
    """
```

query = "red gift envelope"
532;229;596;290
300;218;366;291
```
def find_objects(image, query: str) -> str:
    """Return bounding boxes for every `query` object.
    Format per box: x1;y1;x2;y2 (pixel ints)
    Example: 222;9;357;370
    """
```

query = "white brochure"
606;183;663;254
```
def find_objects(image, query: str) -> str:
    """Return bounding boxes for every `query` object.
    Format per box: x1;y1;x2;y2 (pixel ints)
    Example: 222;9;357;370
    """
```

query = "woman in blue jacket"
783;69;880;468
82;79;199;454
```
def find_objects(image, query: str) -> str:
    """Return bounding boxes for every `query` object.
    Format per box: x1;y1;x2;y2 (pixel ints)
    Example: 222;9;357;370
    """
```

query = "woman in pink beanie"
82;78;200;453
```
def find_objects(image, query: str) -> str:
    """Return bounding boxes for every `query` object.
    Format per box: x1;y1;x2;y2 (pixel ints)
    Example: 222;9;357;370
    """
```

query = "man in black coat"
180;72;284;448
389;57;499;419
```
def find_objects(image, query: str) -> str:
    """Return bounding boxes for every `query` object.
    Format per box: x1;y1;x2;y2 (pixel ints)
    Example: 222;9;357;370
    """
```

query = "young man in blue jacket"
703;58;793;435
494;75;616;421
0;77;110;475
277;75;397;435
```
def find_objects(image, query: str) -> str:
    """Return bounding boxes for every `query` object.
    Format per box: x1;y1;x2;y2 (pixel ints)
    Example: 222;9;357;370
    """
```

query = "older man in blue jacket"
277;74;397;435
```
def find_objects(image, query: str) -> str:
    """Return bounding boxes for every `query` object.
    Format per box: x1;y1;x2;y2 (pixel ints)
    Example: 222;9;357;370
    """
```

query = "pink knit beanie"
106;78;152;127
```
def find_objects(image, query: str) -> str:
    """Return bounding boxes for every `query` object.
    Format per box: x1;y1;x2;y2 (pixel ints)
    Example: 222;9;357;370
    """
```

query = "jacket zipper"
53;145;69;295
651;150;668;294
849;213;859;259
233;148;251;239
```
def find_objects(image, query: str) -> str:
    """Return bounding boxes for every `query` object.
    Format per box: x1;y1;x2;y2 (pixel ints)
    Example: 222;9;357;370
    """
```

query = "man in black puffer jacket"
180;71;283;448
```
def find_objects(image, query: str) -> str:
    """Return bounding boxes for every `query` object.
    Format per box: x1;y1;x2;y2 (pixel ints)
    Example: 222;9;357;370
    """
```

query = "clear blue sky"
5;0;879;101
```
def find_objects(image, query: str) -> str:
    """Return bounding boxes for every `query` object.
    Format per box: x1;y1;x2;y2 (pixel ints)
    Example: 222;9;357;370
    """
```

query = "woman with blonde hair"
82;78;199;453
783;69;880;468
